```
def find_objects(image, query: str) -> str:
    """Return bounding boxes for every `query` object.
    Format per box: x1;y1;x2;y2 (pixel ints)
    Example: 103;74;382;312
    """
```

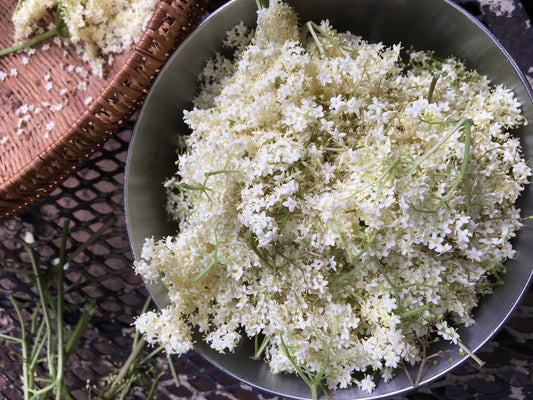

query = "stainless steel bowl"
125;0;533;398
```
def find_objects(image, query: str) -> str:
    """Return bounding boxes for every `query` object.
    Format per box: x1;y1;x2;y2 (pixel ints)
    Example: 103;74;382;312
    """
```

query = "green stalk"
427;75;439;103
408;117;469;174
11;296;30;400
252;334;270;360
435;119;472;208
399;304;430;319
27;245;56;379
458;341;484;367
98;337;147;400
350;159;400;197
167;354;181;388
28;318;47;377
307;21;325;58
193;258;219;283
0;29;58;57
307;21;350;57
55;220;69;400
0;332;22;344
244;231;275;272
65;303;97;357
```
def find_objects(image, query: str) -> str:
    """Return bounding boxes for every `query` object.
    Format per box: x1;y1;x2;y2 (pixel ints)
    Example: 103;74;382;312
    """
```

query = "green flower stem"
252;334;270;360
408;117;469;174
307;22;325;58
410;117;473;213
27;245;56;379
433;119;472;208
66;304;97;357
458;341;484;367
245;231;275;272
166;353;180;388
193;229;239;283
28;318;47;378
0;29;58;57
415;330;430;386
279;332;319;400
307;20;350;58
204;168;240;177
55;220;69;400
350;159;400;198
399;304;430;319
10;296;30;400
97;337;147;400
427;75;439;103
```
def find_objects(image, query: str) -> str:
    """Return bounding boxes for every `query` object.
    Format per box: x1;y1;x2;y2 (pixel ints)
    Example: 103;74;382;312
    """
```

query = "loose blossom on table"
134;0;530;397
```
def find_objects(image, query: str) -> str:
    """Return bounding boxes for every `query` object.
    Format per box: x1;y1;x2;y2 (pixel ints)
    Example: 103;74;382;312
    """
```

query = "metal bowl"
125;0;533;398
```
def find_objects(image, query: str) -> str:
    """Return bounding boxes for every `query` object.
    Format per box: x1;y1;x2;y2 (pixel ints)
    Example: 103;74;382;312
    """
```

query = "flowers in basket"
4;0;158;75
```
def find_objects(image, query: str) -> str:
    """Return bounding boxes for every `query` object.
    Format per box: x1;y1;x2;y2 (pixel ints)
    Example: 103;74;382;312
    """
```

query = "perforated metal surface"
1;1;533;399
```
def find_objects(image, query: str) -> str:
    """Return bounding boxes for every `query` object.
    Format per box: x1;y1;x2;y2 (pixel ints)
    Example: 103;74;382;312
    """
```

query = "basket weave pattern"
0;0;208;220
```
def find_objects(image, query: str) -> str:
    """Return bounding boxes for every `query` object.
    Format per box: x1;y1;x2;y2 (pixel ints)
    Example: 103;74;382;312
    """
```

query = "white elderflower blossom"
134;0;530;397
11;0;158;75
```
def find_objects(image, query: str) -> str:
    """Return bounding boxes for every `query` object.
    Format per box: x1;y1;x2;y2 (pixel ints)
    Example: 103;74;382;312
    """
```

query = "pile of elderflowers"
10;0;158;75
134;0;530;396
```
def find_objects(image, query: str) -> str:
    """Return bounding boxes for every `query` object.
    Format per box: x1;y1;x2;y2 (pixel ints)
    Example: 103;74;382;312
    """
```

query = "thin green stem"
399;304;430;319
427;75;439;103
29;318;47;373
27;245;56;379
408;117;468;174
10;296;30;400
0;29;58;57
0;332;23;344
307;21;350;57
307;22;325;58
167;354;181;387
193;229;239;283
411;118;473;213
349;159;400;198
55;220;69;400
458;341;484;367
65;303;97;357
97;338;147;400
244;231;275;272
252;334;270;360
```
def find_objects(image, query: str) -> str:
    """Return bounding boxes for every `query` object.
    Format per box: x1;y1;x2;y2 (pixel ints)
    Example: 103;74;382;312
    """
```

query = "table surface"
1;1;532;399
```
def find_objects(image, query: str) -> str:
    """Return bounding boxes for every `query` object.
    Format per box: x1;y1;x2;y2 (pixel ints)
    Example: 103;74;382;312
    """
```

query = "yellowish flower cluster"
12;0;158;75
135;0;530;395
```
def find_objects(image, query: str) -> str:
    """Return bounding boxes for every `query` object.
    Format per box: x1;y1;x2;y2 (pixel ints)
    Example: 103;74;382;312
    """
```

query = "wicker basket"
0;0;208;220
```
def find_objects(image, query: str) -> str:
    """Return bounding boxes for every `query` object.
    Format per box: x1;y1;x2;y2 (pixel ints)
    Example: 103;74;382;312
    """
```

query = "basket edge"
0;0;208;220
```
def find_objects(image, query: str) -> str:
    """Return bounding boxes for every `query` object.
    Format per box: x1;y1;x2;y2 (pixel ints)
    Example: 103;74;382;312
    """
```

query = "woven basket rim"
0;0;208;220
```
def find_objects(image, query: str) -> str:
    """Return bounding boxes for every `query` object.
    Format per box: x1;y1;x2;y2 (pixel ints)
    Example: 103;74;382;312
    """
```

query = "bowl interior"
125;0;533;398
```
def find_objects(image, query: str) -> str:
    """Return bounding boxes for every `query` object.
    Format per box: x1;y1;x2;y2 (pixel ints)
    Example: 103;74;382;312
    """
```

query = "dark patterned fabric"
1;1;532;399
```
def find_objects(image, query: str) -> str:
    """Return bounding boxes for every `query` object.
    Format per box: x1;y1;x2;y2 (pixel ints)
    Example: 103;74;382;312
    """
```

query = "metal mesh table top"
1;1;533;399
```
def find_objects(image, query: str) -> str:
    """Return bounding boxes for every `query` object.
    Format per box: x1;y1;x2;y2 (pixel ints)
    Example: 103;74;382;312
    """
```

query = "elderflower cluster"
12;0;158;75
135;0;530;395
